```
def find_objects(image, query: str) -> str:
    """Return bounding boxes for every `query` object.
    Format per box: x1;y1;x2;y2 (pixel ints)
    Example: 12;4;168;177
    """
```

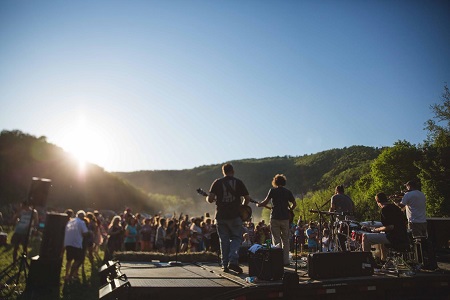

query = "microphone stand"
169;213;183;266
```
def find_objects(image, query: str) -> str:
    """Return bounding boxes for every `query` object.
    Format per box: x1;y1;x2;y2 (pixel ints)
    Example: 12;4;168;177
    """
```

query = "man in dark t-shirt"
206;163;252;274
362;193;408;261
330;185;355;251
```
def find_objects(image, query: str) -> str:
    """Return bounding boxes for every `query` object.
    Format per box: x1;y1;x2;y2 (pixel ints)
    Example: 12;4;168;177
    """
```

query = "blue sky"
1;0;449;171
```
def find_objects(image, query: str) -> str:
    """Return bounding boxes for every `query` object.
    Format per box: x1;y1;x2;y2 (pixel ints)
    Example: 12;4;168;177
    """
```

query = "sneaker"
228;264;243;274
221;266;229;272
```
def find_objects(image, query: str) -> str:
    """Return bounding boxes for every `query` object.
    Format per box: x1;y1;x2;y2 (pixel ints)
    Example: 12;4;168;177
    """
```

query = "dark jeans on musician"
216;217;243;266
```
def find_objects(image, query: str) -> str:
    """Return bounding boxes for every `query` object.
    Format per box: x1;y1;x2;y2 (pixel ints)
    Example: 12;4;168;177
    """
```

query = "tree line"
1;85;449;222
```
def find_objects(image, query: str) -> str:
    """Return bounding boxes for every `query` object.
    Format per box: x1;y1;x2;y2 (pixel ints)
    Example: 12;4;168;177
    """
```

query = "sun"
60;116;111;171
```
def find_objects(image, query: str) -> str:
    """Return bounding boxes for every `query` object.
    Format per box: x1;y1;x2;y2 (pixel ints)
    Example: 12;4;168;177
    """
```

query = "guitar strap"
223;179;238;200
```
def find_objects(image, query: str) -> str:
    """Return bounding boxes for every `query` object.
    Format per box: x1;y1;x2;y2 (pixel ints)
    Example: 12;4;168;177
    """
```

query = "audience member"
64;210;88;282
11;201;38;262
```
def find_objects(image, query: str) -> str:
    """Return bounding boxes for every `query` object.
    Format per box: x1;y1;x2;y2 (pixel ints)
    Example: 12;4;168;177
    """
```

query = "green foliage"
417;145;450;217
369;140;421;195
294;146;381;190
425;84;450;147
419;85;450;217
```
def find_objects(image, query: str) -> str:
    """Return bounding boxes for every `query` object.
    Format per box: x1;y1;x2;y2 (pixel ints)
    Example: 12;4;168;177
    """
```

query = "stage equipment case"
248;248;284;280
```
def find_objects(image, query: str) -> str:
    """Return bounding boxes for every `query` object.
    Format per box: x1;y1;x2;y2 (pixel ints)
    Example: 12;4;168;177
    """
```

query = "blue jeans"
216;217;243;266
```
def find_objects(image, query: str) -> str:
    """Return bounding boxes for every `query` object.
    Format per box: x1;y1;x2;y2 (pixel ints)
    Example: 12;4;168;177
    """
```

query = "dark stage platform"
99;256;450;300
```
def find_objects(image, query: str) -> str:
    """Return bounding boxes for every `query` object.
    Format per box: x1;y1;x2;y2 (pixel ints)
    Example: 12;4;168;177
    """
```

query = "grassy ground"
0;230;102;300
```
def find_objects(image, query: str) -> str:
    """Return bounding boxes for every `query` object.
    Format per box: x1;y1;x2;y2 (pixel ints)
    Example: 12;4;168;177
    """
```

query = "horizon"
1;1;449;172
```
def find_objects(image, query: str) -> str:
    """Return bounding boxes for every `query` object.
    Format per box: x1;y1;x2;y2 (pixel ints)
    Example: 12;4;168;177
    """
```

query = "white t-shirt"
64;217;88;249
401;190;427;223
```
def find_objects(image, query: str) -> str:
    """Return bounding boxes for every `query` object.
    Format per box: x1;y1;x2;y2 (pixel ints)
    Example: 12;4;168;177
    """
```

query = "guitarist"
256;174;296;266
206;163;252;274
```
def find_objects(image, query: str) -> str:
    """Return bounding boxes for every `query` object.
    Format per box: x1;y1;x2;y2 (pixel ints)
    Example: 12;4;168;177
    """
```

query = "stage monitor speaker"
39;213;68;259
308;251;375;280
99;261;122;285
99;276;131;300
427;218;450;249
28;177;52;207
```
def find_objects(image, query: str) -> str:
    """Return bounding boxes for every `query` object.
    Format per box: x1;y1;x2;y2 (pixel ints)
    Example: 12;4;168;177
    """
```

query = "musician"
257;174;296;266
361;193;408;261
329;185;354;251
395;180;427;238
329;185;355;218
396;180;438;270
206;163;251;274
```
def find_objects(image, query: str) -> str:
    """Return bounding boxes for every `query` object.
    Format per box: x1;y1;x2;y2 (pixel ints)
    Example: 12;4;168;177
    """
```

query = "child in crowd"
306;221;319;252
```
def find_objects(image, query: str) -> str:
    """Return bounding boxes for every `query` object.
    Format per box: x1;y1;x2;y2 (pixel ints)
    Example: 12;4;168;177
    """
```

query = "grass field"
0;229;102;300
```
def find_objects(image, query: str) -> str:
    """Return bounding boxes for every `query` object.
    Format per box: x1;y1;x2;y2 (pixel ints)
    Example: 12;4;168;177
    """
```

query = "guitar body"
239;205;252;222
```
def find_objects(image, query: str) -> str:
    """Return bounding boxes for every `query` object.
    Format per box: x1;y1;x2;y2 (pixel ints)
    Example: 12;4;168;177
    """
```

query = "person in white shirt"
397;180;427;237
63;210;88;281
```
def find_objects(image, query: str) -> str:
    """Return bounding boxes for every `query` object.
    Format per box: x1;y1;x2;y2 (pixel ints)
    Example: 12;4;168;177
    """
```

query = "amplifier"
308;251;375;280
248;248;283;280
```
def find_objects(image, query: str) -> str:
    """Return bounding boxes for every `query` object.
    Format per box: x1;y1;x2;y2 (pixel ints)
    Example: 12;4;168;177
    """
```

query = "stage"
99;254;450;300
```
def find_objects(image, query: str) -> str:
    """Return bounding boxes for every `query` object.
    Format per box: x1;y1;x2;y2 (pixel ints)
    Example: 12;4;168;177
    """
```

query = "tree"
370;140;421;195
417;84;450;216
425;84;450;147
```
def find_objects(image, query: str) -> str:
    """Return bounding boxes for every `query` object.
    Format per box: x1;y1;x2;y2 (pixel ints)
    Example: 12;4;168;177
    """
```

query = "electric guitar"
196;188;253;221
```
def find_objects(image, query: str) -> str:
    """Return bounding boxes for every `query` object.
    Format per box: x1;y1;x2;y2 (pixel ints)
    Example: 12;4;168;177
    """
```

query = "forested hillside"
116;146;381;201
0;130;155;215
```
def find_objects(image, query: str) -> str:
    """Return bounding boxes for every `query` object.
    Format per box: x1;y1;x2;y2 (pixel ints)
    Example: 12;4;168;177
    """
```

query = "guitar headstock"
196;188;208;197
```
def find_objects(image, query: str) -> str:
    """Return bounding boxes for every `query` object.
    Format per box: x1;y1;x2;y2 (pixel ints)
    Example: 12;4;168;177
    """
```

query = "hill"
115;146;382;214
0;130;382;219
0;130;155;215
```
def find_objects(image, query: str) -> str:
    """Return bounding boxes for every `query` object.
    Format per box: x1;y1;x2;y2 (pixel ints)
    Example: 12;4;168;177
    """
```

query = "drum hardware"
360;221;383;228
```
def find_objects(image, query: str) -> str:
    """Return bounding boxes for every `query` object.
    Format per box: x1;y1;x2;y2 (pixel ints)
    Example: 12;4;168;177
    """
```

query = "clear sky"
1;0;449;172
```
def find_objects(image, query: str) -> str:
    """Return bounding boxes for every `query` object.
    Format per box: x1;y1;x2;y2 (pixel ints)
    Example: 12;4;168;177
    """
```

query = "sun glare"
60;116;111;172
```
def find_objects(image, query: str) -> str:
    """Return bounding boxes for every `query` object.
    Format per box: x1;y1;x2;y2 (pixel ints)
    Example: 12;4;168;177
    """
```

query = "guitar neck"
248;199;272;210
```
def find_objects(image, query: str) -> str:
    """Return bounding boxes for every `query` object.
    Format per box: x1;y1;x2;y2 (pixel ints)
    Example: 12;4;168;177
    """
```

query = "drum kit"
309;209;383;253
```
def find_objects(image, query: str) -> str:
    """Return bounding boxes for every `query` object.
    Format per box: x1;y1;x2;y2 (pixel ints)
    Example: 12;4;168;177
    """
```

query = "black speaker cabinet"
39;213;69;259
248;248;284;280
427;218;450;249
238;246;250;263
28;177;52;207
308;251;375;280
26;256;62;289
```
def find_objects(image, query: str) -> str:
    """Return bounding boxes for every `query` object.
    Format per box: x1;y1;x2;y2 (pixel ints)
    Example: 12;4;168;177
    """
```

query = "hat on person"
77;210;86;218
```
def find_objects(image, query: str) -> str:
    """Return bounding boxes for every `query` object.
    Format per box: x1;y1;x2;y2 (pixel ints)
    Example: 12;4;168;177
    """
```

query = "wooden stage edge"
99;257;450;300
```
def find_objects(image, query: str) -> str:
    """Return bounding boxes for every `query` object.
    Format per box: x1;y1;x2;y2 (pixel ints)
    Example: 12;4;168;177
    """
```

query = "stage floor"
100;256;450;300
